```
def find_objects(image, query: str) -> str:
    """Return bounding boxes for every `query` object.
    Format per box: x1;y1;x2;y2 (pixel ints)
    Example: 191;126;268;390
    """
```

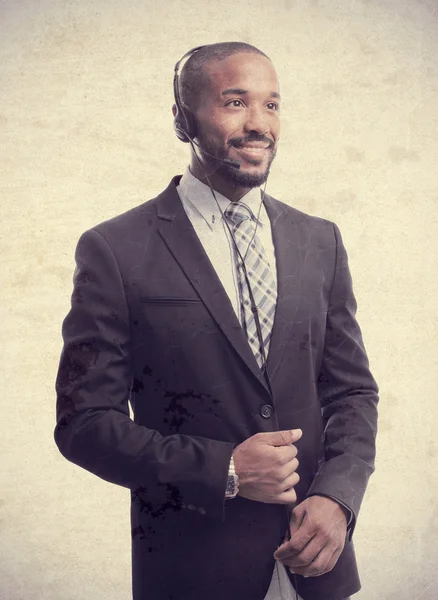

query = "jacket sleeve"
54;227;234;520
306;222;379;539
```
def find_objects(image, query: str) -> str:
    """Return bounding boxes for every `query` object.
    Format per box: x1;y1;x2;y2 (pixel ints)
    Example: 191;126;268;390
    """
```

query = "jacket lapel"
263;194;302;381
155;177;270;394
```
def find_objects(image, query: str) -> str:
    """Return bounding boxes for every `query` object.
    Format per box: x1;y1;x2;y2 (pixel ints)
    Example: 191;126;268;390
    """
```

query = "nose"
243;106;269;135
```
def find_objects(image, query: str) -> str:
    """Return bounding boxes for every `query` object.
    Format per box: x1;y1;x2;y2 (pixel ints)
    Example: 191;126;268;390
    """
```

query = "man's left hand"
273;495;348;578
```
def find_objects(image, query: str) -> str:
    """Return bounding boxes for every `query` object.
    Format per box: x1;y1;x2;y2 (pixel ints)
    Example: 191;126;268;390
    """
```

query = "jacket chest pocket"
140;296;203;306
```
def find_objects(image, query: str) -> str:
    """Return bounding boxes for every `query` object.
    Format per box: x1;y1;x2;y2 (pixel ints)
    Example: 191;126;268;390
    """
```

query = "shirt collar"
177;167;265;228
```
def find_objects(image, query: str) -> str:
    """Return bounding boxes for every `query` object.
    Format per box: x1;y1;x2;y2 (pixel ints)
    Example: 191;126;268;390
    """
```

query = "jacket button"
260;404;273;418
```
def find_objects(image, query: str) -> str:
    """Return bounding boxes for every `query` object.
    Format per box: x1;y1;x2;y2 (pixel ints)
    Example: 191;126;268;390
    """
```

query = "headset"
173;45;241;168
173;46;298;598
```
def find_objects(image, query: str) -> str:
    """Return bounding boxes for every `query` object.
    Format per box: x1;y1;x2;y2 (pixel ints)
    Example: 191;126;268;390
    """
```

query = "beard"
196;132;277;188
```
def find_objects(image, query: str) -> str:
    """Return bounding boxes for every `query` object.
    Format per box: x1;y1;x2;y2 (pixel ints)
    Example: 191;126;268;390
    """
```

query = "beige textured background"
1;0;437;598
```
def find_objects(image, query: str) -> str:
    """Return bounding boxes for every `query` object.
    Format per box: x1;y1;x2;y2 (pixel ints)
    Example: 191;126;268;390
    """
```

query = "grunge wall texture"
1;1;437;598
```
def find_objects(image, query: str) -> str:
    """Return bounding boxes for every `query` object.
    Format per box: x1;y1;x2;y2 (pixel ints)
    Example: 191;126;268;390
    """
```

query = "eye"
226;99;244;108
266;102;280;111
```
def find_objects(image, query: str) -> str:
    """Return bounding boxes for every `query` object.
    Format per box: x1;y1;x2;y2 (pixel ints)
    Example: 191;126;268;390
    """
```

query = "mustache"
229;133;274;149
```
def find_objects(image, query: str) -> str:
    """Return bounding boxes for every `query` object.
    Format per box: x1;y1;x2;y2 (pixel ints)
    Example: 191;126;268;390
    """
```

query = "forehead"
202;53;279;96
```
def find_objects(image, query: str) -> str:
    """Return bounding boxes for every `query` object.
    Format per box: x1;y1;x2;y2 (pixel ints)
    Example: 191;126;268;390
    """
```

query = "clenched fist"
232;429;302;504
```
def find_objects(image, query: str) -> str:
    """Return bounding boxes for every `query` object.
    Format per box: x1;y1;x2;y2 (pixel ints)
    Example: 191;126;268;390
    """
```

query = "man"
54;42;378;600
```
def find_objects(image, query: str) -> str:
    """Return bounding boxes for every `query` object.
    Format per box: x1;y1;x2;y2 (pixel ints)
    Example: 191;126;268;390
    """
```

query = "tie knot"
224;202;253;228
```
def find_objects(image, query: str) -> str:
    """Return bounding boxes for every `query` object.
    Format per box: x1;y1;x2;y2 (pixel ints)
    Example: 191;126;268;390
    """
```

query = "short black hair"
178;42;270;112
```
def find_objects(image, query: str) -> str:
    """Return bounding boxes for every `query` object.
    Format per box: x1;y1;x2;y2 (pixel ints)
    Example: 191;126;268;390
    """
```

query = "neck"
189;159;251;202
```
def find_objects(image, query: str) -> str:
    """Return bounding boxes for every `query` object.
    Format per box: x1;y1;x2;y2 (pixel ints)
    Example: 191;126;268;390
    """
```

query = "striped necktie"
224;202;277;369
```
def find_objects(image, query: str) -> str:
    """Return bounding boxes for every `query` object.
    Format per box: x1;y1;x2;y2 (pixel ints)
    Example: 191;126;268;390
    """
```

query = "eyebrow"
221;88;281;99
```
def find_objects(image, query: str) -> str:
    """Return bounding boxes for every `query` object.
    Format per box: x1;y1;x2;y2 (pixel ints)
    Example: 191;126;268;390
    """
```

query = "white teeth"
240;147;267;153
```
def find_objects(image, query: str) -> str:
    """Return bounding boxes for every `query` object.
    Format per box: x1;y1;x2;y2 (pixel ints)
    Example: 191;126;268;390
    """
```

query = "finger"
287;509;315;552
274;531;313;561
276;445;298;463
278;505;304;548
260;429;302;447
277;456;299;478
275;535;315;565
280;470;300;492
274;517;312;560
275;487;297;505
289;543;333;577
271;472;299;503
283;457;299;478
279;535;323;569
275;459;299;486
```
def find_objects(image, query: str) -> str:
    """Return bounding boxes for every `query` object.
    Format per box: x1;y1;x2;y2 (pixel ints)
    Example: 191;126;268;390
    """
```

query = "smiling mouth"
240;145;269;151
235;141;271;150
233;145;271;161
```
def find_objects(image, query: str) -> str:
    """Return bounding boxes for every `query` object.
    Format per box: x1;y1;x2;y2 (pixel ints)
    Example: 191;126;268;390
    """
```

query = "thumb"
262;429;302;447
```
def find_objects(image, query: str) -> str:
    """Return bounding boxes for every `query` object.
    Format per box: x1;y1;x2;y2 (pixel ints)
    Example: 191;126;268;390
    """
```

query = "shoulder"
265;194;348;262
265;194;341;246
266;194;335;228
90;198;157;243
80;177;181;247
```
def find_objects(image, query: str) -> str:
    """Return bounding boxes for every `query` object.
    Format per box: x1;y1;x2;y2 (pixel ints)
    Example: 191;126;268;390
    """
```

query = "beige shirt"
177;168;302;600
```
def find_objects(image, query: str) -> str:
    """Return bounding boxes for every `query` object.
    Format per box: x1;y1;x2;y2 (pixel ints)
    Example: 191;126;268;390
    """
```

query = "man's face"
194;52;281;188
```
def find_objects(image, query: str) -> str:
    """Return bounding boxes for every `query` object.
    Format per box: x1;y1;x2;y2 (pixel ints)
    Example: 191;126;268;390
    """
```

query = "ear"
172;104;177;117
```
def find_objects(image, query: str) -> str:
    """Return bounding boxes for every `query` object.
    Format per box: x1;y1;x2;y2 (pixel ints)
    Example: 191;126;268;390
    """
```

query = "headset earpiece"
173;46;205;143
173;103;196;143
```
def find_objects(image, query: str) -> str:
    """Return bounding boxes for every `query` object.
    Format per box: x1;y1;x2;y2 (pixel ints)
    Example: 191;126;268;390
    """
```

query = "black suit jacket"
55;176;378;600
